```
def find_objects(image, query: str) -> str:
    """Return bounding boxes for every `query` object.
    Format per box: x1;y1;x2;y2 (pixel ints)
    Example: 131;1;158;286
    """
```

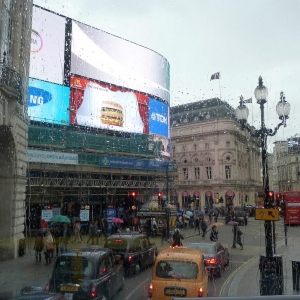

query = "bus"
281;191;300;225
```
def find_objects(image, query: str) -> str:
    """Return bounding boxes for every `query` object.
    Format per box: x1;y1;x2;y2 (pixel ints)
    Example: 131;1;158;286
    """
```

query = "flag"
210;72;220;80
243;97;252;103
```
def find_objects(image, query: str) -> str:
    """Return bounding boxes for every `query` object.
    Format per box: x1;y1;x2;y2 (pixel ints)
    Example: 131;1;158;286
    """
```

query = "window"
194;167;200;180
172;146;175;154
194;144;197;151
206;166;212;179
183;145;186;151
183;168;189;180
225;165;231;179
226;156;230;161
205;143;209;150
226;141;230;148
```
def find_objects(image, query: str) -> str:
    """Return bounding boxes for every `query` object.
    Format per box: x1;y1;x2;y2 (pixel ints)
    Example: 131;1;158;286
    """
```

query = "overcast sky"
33;0;300;149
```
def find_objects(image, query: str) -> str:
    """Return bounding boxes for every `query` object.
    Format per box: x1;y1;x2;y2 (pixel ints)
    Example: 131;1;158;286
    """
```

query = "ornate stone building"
170;98;262;209
274;139;300;192
0;0;33;259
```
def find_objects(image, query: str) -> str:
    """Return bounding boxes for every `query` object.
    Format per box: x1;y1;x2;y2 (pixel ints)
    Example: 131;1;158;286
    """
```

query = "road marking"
124;277;150;300
219;237;285;297
219;255;257;297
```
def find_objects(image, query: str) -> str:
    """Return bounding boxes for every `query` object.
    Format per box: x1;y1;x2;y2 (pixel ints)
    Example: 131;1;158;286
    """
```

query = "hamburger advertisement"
70;76;149;134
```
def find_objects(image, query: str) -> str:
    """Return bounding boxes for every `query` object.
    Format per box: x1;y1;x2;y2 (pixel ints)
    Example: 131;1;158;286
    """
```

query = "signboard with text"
80;210;89;221
255;208;279;221
41;210;52;222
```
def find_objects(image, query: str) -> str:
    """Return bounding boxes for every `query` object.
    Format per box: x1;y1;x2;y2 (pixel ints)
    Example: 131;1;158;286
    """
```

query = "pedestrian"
73;221;82;242
53;225;61;257
40;218;48;229
236;225;243;249
33;232;44;264
201;220;208;238
232;224;243;249
87;221;96;244
214;210;219;223
161;223;167;246
44;230;54;265
209;212;213;224
210;225;218;241
60;223;71;253
194;217;200;235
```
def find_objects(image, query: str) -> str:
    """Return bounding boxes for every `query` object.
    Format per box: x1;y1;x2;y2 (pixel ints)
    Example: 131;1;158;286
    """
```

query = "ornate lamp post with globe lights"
235;76;291;295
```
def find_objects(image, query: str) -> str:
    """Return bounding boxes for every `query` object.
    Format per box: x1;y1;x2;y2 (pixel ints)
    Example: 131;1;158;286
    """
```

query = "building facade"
25;5;176;230
274;139;300;192
170;98;261;209
0;0;33;259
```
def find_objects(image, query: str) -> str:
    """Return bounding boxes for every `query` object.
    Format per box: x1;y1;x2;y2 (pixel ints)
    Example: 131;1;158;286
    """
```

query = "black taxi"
45;246;124;300
104;232;157;276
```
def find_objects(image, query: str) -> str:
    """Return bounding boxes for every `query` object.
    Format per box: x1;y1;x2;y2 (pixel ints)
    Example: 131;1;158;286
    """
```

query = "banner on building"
28;149;78;165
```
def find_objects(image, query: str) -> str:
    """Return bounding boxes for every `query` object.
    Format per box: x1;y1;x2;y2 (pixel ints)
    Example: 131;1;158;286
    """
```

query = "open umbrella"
186;211;193;217
50;215;71;223
111;217;124;224
227;220;239;226
211;222;224;228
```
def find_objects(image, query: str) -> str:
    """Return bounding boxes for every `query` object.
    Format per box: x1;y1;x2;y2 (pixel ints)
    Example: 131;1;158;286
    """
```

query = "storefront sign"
80;210;89;221
41;210;52;222
99;156;173;171
28;149;78;165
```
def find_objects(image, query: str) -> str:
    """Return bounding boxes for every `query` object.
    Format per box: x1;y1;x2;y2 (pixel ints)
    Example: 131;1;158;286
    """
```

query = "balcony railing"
0;63;22;104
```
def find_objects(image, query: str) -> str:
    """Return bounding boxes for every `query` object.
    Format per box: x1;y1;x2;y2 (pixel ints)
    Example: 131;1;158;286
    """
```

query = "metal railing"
0;63;22;104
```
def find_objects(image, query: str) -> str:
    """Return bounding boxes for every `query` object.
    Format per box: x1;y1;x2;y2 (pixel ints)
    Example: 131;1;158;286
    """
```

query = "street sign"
255;208;279;221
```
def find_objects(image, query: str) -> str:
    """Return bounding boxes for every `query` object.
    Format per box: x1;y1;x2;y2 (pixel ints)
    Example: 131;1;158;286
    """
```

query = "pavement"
225;236;300;297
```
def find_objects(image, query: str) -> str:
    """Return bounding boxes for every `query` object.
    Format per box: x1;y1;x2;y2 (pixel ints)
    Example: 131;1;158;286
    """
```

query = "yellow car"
148;247;208;299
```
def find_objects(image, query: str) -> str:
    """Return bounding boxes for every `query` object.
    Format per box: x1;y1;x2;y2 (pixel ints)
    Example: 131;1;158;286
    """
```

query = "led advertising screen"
28;78;70;125
30;6;66;84
70;76;148;134
70;20;170;103
149;98;169;138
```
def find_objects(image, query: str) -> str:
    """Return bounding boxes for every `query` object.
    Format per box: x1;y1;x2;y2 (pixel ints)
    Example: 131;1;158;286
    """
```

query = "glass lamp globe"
254;76;267;103
235;105;249;122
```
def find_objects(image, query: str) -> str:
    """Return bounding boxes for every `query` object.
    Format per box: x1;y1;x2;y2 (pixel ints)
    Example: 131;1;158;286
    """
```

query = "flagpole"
219;79;222;100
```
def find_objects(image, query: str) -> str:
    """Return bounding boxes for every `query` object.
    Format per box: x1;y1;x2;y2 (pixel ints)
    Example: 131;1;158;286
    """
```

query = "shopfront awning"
193;191;200;197
182;191;189;197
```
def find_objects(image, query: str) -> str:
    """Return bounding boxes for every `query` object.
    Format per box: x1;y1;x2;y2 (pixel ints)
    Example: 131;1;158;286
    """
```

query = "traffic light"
267;191;275;207
245;195;248;202
158;191;163;206
128;191;137;198
275;193;282;208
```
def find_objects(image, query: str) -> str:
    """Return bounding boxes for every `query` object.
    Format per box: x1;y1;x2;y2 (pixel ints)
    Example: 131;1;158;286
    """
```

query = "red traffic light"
268;191;274;198
158;192;162;197
47;206;52;209
275;193;282;199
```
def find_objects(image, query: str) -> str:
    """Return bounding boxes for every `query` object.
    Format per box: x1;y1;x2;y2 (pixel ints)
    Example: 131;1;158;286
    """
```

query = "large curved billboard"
28;5;170;153
70;20;170;104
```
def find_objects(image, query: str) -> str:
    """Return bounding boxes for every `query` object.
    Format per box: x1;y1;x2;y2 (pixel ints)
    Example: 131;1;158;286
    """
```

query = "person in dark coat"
172;228;184;247
201;220;208;238
161;223;167;246
232;224;243;249
210;225;218;241
34;232;44;264
194;217;200;235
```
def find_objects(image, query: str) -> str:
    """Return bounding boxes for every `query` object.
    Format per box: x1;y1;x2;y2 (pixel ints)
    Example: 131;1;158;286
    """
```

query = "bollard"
292;261;300;291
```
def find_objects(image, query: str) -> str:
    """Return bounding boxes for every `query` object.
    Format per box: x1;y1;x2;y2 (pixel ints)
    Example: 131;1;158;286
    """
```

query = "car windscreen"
104;238;128;252
53;256;94;284
156;260;198;279
188;243;214;254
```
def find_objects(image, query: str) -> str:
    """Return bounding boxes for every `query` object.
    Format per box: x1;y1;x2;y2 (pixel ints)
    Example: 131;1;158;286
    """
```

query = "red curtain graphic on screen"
69;76;148;134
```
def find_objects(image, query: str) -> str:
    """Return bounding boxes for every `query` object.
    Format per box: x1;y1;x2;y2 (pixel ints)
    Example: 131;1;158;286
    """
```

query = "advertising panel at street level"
71;20;170;103
30;6;66;85
28;78;70;125
70;76;148;133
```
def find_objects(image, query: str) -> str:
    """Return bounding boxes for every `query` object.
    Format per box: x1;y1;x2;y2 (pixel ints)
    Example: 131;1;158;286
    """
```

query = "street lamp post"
235;76;291;295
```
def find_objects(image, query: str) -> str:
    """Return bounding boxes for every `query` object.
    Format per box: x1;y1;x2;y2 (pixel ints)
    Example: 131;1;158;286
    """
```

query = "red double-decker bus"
281;191;300;225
